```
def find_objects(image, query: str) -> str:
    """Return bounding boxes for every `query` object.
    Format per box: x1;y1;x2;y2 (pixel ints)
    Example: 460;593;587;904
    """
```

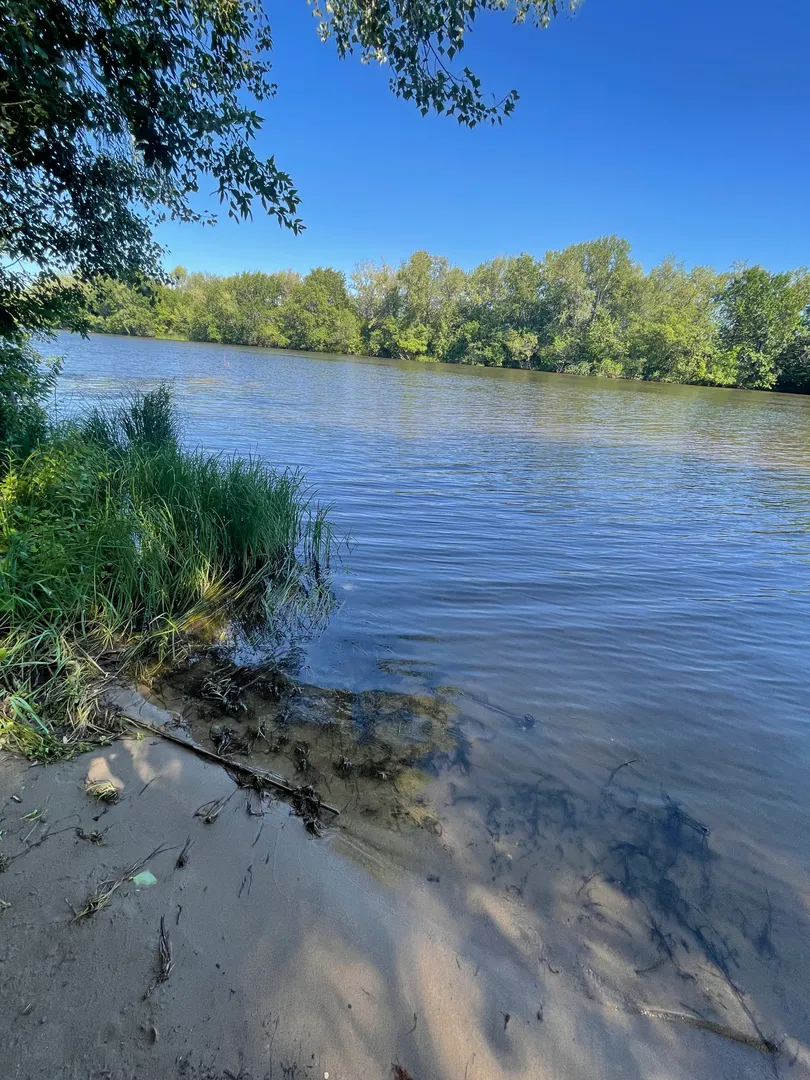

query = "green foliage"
84;240;810;394
0;387;333;748
0;0;308;351
505;329;540;369
315;0;577;126
775;332;810;393
536;237;643;375
626;261;723;384
274;268;363;354
716;266;810;390
85;278;159;338
0;340;61;451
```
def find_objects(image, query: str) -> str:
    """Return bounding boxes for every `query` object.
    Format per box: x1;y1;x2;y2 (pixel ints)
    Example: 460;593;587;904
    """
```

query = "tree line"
83;237;810;393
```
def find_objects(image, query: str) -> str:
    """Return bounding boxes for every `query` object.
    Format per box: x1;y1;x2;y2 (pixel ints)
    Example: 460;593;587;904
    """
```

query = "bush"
0;339;60;453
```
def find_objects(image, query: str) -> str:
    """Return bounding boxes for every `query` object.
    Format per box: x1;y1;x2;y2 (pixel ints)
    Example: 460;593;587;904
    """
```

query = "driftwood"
121;717;340;817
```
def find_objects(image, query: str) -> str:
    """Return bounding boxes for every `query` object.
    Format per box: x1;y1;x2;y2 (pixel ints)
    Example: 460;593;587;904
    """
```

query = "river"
53;331;810;1073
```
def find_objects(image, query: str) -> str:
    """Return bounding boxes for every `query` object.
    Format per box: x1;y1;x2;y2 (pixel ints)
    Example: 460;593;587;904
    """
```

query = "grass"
0;386;334;756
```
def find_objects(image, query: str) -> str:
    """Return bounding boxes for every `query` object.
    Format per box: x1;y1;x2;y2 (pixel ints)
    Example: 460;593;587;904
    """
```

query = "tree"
351;260;399;324
353;251;465;360
74;241;810;395
538;237;644;374
1;0;300;337
85;278;158;338
626;260;723;383
776;332;810;393
394;251;465;358
275;268;362;354
314;0;577;126
716;266;810;390
504;328;539;368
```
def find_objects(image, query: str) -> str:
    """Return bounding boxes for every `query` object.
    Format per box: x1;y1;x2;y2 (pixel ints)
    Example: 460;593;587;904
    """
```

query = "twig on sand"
158;914;173;979
237;865;253;899
194;793;234;824
145;915;174;999
138;774;163;797
121;717;340;817
71;844;170;919
5;824;86;869
175;836;195;867
632;1005;779;1055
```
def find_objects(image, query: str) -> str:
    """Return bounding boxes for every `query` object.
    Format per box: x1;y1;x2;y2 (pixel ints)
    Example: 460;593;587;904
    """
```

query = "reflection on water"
57;332;810;1061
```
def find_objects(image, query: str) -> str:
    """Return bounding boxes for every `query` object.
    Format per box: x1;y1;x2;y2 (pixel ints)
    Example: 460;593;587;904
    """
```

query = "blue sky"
155;0;810;278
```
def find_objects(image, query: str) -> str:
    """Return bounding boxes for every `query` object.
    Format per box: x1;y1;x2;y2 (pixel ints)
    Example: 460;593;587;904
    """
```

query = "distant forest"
82;237;810;393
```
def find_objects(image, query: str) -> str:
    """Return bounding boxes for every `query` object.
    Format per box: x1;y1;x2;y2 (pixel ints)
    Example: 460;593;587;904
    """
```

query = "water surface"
55;332;810;841
54;332;810;1061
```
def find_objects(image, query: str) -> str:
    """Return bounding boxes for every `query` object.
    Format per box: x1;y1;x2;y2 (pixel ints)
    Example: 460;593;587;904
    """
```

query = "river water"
54;331;810;1068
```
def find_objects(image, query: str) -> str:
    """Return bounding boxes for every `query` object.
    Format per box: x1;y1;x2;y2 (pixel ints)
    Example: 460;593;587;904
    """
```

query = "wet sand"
0;689;804;1079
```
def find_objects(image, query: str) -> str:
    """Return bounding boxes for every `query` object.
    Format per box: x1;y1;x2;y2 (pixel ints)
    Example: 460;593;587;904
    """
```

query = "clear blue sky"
155;0;810;278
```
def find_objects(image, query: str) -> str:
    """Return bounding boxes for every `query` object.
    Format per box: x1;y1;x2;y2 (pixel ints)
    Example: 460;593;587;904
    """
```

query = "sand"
0;692;804;1080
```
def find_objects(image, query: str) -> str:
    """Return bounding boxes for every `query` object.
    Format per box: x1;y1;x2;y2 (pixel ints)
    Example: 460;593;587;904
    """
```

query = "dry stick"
121;717;340;816
138;773;163;797
144;915;174;999
175;836;194;868
158;915;173;980
194;791;236;824
632;1005;779;1055
604;757;640;790
637;892;777;1060
8;824;80;866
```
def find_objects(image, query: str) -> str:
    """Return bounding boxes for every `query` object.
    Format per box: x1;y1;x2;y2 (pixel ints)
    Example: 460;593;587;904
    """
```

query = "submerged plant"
0;386;335;754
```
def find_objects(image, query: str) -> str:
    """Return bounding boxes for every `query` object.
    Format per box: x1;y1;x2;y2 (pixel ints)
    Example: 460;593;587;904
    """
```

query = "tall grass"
0;386;334;756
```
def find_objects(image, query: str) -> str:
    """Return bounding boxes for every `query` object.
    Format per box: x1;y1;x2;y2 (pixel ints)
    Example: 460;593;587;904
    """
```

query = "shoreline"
59;331;810;399
1;683;805;1079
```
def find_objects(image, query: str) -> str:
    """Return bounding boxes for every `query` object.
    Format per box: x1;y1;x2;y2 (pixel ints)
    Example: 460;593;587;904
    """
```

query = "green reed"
0;386;333;755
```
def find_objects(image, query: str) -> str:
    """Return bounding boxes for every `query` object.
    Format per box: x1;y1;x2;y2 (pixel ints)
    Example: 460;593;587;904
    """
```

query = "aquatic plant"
0;386;333;755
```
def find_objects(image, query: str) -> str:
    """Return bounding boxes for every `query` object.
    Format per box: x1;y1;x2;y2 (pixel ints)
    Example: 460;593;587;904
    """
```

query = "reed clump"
0;385;333;756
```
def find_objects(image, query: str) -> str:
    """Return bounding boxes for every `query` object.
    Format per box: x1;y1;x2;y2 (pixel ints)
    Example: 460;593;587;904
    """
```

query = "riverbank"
80;243;810;393
1;687;801;1080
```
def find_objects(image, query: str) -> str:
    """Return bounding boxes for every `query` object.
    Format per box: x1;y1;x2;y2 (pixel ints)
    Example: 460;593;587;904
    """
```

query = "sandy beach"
0;688;802;1080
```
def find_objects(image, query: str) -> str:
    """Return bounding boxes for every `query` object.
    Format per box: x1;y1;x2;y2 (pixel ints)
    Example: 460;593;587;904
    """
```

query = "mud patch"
150;657;460;840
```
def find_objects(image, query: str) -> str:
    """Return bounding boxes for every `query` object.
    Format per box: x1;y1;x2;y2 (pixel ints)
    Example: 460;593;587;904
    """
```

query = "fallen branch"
121;717;340;817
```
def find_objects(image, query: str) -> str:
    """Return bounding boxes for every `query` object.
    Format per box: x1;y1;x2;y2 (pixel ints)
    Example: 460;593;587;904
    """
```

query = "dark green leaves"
0;0;303;342
311;0;575;128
